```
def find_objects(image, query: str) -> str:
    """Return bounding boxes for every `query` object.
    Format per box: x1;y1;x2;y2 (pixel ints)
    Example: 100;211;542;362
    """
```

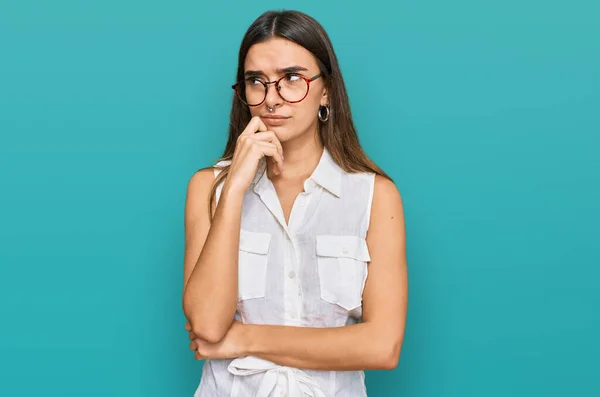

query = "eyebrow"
244;65;309;78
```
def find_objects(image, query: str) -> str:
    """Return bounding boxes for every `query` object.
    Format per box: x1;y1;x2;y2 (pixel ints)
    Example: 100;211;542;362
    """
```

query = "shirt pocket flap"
239;229;272;255
315;235;371;262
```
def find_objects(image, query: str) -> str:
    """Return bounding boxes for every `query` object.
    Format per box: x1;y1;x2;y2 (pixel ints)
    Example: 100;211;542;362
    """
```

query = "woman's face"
243;37;328;142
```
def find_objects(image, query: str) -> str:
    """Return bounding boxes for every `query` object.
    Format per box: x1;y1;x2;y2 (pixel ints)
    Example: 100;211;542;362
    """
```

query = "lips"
261;116;289;126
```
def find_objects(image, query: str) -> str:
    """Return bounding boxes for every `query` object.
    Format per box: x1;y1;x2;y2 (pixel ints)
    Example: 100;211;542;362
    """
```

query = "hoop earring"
318;104;330;122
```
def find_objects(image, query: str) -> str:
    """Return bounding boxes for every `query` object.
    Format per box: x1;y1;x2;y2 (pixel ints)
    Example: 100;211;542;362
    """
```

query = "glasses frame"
232;73;323;106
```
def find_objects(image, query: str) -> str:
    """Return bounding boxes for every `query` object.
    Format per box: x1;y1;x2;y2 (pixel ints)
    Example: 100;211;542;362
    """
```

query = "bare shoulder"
371;174;404;223
185;167;218;223
187;167;216;199
365;173;406;261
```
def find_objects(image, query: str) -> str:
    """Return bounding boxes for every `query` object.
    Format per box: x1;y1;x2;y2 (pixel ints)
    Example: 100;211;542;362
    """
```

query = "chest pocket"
315;235;371;311
238;229;271;301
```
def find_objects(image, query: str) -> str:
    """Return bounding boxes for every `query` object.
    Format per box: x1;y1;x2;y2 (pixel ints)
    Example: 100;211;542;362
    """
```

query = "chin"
271;127;291;141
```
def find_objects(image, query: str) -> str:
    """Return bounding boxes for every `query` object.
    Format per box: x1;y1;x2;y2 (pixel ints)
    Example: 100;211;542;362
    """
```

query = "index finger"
240;116;268;136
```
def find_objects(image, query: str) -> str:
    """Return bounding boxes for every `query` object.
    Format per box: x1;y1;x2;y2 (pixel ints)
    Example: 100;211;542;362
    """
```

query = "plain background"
1;1;599;396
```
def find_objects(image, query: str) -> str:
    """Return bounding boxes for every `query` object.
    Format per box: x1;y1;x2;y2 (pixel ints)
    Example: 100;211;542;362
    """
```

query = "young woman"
182;9;408;397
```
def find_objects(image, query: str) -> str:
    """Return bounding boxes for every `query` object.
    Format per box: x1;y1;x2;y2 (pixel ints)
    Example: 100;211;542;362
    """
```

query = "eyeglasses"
232;73;322;106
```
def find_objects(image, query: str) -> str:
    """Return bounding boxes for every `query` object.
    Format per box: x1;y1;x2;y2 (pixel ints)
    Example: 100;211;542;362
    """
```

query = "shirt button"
288;271;296;279
342;246;349;254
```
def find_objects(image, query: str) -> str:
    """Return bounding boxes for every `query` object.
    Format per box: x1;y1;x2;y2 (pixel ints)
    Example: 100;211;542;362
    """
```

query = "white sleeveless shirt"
194;147;376;397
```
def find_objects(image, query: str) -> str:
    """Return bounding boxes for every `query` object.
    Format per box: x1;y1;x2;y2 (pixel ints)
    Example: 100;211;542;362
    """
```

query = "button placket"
283;190;316;324
283;236;293;323
283;233;303;324
292;241;304;316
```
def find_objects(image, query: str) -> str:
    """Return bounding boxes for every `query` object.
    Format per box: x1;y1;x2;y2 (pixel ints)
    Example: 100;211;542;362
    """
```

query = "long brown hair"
207;9;391;218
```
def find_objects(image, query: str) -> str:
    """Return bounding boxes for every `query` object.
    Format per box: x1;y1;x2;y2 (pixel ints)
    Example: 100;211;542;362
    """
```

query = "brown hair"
206;9;392;219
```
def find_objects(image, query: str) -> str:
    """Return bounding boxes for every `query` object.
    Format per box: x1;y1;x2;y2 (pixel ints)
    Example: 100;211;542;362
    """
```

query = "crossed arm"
183;172;407;371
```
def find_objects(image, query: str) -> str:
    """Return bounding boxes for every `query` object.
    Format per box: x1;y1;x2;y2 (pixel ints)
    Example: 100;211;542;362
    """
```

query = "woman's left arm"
194;175;408;371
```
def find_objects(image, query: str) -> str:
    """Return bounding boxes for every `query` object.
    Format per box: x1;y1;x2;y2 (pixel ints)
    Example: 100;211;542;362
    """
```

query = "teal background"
1;0;598;396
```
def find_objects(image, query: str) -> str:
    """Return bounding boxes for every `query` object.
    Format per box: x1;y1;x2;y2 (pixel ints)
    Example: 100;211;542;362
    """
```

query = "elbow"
376;338;403;370
182;299;229;344
191;324;227;344
381;348;401;370
185;312;228;344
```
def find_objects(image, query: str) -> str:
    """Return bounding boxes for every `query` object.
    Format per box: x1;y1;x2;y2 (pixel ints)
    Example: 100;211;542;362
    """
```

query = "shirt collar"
252;147;343;197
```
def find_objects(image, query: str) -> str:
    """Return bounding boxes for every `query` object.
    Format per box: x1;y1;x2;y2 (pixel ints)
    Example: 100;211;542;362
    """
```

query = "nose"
264;80;283;109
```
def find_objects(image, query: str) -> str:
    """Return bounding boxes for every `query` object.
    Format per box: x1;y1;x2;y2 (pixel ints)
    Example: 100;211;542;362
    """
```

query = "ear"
320;85;329;107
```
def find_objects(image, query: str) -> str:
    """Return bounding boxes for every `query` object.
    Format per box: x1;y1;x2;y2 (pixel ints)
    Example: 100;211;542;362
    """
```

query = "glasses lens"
278;75;309;102
237;75;310;105
240;79;266;106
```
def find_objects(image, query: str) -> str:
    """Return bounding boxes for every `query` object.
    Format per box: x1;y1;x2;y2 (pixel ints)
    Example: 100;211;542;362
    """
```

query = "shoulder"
185;168;216;216
187;160;231;193
187;167;215;194
347;172;399;199
344;170;376;194
370;174;404;227
186;160;233;214
374;174;401;201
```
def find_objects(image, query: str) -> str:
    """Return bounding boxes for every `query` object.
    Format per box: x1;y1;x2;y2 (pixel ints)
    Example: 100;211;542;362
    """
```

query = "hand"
185;320;246;360
225;116;284;194
184;321;198;341
184;321;207;360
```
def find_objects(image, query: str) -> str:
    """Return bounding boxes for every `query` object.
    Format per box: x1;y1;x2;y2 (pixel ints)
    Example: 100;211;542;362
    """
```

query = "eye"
284;73;303;82
246;77;264;85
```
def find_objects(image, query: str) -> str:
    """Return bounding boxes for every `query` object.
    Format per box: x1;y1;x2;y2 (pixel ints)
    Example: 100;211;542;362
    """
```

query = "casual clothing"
194;147;375;397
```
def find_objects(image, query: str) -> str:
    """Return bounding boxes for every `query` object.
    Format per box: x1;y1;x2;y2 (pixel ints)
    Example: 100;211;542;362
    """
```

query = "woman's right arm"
182;171;246;344
182;117;283;343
